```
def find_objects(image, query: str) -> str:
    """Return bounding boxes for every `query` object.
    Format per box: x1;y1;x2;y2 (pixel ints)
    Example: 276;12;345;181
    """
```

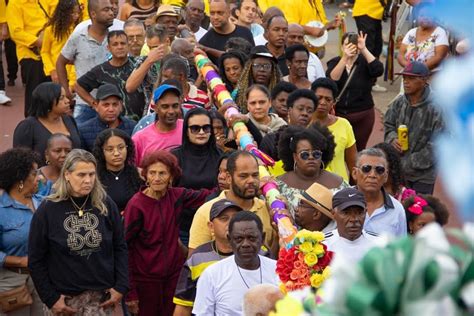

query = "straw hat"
296;183;334;219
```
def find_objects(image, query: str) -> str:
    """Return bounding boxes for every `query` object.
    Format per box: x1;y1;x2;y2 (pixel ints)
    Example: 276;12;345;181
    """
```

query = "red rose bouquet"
276;230;334;292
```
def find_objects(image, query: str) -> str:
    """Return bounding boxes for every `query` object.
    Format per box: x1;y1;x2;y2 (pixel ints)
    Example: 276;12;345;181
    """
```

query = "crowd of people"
0;0;461;315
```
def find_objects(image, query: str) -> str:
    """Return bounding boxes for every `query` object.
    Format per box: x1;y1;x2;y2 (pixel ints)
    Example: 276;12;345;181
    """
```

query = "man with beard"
193;211;279;315
324;187;381;262
56;0;115;124
184;0;207;41
188;151;278;256
132;84;183;165
283;44;311;89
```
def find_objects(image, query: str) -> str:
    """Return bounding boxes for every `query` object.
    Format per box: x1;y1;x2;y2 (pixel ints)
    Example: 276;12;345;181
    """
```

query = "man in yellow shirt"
188;151;278;257
6;0;49;116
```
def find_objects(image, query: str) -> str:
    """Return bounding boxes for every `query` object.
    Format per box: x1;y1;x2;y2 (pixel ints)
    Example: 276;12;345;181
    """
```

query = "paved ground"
0;3;461;227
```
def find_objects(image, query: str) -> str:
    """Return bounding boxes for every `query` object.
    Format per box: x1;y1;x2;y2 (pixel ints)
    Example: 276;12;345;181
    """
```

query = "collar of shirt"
0;192;42;210
79;26;108;45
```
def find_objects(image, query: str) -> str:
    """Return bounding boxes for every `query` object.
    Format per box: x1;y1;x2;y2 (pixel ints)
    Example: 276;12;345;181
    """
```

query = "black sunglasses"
189;124;212;134
358;164;386;175
298;150;322;160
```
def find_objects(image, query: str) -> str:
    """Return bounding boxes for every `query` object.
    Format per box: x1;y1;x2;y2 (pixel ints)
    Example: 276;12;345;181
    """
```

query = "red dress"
124;187;212;315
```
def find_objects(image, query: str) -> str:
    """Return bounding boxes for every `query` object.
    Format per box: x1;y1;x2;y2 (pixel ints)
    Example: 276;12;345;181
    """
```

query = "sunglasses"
298;150;322;160
252;63;272;71
189;124;212;134
358;164;386;175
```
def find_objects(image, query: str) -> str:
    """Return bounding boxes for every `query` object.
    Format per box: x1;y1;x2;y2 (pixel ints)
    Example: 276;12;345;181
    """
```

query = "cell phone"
100;291;111;303
348;33;358;46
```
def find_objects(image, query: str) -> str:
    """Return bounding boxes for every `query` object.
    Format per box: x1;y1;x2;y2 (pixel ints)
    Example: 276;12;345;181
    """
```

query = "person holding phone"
326;31;384;151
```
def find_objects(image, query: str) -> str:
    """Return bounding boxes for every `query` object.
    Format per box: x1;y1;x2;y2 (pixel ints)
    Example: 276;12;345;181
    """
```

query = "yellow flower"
299;241;314;253
310;273;325;288
313;243;325;256
296;229;312;241
322;266;331;279
304;252;318;267
269;295;304;316
311;231;325;242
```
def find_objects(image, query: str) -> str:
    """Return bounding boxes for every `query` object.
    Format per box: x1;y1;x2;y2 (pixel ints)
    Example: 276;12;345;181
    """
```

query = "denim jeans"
73;103;97;125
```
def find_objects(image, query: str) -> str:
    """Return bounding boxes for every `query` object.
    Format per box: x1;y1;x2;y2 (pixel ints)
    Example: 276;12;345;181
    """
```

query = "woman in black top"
28;149;128;315
93;128;143;213
13;82;81;166
326;32;384;151
171;107;222;245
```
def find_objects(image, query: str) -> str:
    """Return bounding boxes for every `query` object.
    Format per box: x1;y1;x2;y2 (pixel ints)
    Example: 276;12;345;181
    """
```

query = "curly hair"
92;129;143;195
278;124;336;172
373;142;406;194
218;50;246;92
402;194;450;232
140;150;182;181
235;59;281;114
51;0;82;42
0;148;40;192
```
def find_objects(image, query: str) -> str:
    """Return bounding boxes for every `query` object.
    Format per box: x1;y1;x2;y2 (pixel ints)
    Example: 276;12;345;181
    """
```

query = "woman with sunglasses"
277;125;348;218
171;108;222;246
93;129;143;214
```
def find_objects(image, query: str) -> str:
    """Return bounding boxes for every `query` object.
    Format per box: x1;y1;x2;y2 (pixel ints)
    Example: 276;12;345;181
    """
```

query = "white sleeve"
192;269;216;316
434;27;449;46
402;28;416;45
307;53;326;82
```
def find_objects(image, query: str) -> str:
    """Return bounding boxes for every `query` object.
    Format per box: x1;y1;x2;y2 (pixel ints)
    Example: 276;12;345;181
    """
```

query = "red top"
124;187;212;300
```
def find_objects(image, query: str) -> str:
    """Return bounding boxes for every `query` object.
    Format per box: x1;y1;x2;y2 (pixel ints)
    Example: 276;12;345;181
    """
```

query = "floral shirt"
402;26;449;66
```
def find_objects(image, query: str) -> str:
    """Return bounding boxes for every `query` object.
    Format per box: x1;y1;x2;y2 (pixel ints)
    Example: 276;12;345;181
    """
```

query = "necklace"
108;168;124;180
70;195;90;217
236;257;262;289
211;241;232;259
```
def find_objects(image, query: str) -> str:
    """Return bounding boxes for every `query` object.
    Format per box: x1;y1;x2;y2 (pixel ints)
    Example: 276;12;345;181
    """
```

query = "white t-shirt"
72;19;125;35
323;229;381;262
194;27;208;42
307;52;326;82
193;255;279;316
402;26;449;65
254;33;267;46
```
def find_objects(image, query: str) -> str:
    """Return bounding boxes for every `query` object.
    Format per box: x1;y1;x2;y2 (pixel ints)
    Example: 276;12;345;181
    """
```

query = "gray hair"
146;23;168;41
243;284;283;316
124;19;145;30
356;147;388;167
48;149;108;215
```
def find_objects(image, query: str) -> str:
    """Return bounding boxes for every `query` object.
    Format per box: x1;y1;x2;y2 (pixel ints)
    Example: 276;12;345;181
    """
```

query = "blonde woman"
28;149;128;315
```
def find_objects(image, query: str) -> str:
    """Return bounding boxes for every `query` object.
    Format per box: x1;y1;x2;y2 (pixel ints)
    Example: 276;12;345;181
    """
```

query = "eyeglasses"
104;145;127;154
252;63;272;71
128;35;144;41
189;124;212;134
358;164;386;175
298;150;322;160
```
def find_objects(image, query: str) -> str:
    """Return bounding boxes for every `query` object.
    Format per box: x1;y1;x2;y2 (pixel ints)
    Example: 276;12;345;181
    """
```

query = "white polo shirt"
324;229;381;262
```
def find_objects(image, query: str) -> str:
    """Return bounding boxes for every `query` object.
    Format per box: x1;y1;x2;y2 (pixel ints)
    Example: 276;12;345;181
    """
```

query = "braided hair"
235;58;281;113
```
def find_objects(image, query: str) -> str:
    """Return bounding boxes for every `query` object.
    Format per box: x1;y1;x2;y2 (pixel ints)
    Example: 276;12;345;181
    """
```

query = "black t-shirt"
77;58;146;120
199;25;255;65
100;170;142;212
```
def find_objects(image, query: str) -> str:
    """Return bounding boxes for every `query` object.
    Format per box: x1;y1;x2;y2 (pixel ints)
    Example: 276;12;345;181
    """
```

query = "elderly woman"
397;4;449;71
93;128;143;213
327;32;384;151
235;46;281;113
124;150;214;316
402;194;449;235
37;133;73;196
28;149;128;315
0;148;43;315
277;125;348;218
13;82;81;166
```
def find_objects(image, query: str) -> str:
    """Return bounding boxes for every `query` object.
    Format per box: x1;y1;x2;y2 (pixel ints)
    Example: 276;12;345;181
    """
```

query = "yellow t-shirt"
0;0;6;23
352;0;384;20
326;117;356;182
45;0;89;20
258;0;327;25
188;190;277;251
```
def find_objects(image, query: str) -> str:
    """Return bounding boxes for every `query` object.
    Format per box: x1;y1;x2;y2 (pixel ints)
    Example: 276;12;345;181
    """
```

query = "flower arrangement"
276;230;334;292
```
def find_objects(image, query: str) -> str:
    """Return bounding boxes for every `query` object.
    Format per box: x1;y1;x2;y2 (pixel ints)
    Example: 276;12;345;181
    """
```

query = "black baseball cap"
250;45;277;62
332;188;366;211
395;61;430;77
210;199;243;221
96;84;122;100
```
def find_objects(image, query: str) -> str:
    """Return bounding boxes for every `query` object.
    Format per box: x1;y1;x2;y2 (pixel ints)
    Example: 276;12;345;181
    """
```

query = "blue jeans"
73;103;97;125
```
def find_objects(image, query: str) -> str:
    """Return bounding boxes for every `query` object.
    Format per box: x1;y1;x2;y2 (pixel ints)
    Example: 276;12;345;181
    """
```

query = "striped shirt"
182;84;211;115
128;0;158;22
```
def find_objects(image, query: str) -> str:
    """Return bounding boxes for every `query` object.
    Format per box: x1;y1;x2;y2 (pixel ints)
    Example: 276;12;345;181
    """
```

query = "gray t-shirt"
61;26;109;104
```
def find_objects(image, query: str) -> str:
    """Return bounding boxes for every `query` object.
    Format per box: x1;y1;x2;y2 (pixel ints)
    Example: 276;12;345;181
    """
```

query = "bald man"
171;38;199;81
287;23;325;82
199;0;255;65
